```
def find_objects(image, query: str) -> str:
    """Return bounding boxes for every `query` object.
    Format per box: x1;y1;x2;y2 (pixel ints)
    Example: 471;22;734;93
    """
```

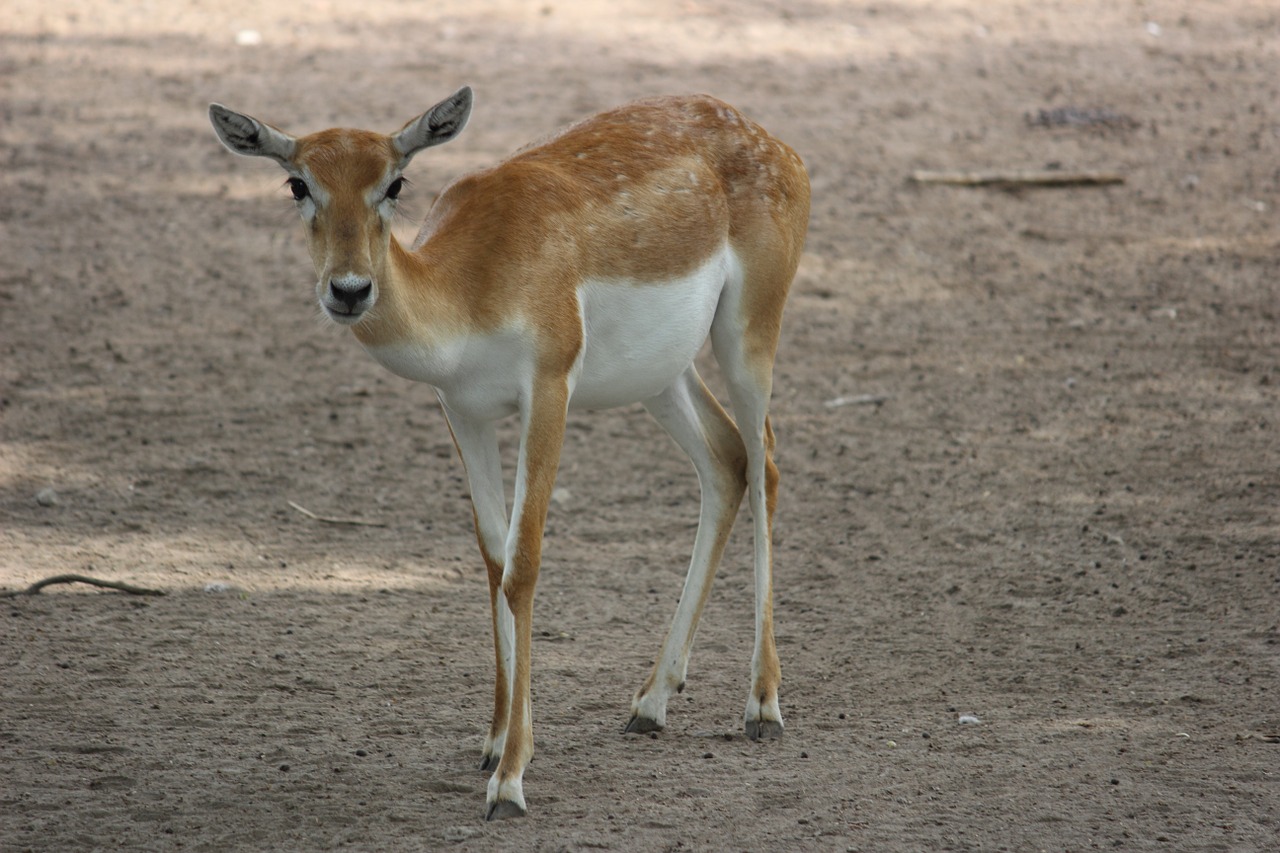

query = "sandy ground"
2;1;1278;850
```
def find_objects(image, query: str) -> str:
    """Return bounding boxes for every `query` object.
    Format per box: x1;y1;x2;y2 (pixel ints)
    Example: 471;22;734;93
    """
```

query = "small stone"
35;488;59;507
442;826;481;842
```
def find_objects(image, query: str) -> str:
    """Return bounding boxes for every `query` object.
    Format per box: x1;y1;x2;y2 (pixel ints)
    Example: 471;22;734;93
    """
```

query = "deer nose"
329;277;372;311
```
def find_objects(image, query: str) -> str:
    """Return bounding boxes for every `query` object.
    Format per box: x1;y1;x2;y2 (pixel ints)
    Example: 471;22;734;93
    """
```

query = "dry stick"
910;169;1125;188
0;574;166;598
825;393;892;409
1237;732;1280;744
288;500;388;527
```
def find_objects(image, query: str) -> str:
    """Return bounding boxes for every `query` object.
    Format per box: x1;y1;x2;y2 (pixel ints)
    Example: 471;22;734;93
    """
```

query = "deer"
209;86;810;820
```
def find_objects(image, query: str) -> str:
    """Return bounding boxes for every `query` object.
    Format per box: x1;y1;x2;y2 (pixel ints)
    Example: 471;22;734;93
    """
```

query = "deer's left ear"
209;104;297;167
393;86;473;167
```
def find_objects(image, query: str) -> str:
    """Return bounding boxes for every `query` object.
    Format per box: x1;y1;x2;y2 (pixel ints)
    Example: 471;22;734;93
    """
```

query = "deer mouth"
322;301;368;325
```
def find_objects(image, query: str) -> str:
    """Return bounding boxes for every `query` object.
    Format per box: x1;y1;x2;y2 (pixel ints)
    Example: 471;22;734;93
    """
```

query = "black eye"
287;177;309;201
386;177;404;201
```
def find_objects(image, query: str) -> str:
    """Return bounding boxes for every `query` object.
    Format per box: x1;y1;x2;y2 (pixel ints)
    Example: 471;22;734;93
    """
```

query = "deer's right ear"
209;104;296;166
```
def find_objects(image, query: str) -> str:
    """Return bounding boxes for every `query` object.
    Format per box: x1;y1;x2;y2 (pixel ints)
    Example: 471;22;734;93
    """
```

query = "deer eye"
385;177;404;201
287;177;309;201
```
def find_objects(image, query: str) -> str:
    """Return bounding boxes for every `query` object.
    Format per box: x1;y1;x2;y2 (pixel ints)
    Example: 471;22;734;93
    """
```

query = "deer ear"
392;86;473;166
209;104;297;166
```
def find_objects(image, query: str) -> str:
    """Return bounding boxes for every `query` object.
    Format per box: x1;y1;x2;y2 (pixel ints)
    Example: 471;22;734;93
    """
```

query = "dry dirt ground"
2;1;1278;850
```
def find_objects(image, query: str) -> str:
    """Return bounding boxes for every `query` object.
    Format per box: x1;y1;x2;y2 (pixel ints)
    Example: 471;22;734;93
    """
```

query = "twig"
288;500;387;527
0;574;166;598
1237;732;1280;744
825;394;891;409
910;169;1124;188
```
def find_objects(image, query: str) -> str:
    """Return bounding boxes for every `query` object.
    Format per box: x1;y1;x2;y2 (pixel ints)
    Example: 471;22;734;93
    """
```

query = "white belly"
568;247;731;410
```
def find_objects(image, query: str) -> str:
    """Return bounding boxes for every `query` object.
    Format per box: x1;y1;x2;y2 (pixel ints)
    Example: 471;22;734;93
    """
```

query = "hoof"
745;719;784;741
479;752;498;772
485;799;527;821
624;714;664;734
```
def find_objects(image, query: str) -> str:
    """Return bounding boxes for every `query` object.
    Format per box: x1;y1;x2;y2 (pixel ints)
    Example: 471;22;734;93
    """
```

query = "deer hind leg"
440;406;513;771
627;366;747;734
711;295;785;741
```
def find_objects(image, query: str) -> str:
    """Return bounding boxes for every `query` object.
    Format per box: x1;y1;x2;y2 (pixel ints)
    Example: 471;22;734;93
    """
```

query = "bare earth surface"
2;1;1278;850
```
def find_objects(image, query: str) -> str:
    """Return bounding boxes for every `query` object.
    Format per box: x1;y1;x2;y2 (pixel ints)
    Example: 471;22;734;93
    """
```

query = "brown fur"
286;95;808;370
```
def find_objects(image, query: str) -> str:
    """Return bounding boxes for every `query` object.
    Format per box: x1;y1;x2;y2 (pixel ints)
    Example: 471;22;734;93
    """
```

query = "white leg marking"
711;298;784;738
442;404;513;764
630;367;745;731
486;763;527;818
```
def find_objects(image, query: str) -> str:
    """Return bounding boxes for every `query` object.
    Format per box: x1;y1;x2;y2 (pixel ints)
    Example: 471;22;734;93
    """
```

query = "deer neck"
349;236;462;348
347;234;506;393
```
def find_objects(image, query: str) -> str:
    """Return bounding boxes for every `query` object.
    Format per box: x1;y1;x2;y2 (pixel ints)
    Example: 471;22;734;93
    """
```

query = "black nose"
329;278;372;311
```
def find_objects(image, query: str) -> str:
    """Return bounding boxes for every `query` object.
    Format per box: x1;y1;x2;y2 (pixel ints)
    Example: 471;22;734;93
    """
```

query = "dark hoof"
745;719;784;741
624;714;664;734
485;799;527;821
479;752;498;772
